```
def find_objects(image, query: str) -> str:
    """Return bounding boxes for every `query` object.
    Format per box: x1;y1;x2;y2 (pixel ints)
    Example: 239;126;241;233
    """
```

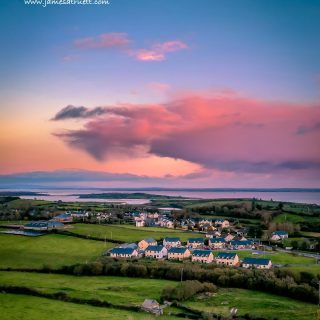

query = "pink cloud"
74;32;130;49
130;40;188;61
52;92;320;179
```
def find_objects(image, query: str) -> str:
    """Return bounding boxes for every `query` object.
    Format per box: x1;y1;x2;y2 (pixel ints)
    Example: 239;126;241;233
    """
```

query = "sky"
0;0;320;188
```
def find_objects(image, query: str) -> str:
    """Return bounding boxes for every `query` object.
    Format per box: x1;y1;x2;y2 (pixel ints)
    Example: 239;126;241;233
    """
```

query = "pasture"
182;288;319;320
0;293;180;320
0;233;113;269
70;223;199;242
0;271;175;307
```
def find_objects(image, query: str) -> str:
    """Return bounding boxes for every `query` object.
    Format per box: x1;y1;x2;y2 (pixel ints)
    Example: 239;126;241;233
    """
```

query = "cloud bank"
52;92;320;179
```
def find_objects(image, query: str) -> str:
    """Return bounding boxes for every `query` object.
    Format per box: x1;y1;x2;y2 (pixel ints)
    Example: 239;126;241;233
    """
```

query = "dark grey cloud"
296;122;320;135
52;105;107;121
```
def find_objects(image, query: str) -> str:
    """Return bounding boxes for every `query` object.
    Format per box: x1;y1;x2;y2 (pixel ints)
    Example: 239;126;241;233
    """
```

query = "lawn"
0;272;176;307
182;288;319;320
0;293;181;320
70;223;200;242
211;250;316;264
0;233;113;269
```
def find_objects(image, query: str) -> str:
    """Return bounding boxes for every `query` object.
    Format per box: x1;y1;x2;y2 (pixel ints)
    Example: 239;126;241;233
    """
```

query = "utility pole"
180;268;184;284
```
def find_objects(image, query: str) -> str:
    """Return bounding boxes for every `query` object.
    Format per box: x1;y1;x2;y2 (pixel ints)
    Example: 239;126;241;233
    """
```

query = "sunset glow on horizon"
1;0;320;187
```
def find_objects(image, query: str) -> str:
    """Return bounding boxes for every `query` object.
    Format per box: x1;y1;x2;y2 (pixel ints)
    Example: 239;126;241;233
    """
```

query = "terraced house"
215;252;239;266
109;247;138;258
192;249;214;264
187;238;205;248
144;245;168;259
138;238;157;250
168;247;191;261
229;240;253;250
163;237;181;248
209;237;226;249
242;257;272;269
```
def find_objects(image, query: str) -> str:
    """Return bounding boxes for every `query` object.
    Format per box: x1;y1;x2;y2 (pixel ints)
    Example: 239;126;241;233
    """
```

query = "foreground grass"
0;293;181;320
70;223;198;242
0;233;113;269
0;272;175;306
182;288;319;320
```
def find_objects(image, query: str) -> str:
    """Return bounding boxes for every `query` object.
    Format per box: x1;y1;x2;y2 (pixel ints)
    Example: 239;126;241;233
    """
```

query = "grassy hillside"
182;288;319;320
70;223;199;242
0;233;113;269
0;272;175;306
0;293;181;320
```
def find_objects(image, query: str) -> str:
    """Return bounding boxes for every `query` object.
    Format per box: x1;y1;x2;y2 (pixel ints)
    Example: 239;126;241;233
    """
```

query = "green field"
0;233;113;269
211;250;316;265
0;293;181;320
70;223;199;242
0;272;175;306
281;265;320;276
182;288;319;320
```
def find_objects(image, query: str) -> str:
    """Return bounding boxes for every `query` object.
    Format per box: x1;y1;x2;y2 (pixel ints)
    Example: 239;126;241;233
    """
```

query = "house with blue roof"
24;221;64;231
242;257;272;269
192;249;214;263
187;238;205;248
215;252;239;266
229;240;253;250
209;237;226;249
163;237;181;248
271;230;288;241
145;245;167;259
110;247;138;258
168;247;191;261
138;238;157;250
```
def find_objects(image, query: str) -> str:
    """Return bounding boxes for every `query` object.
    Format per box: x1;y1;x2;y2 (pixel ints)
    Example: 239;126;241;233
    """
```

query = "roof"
230;240;252;246
110;247;135;255
143;238;157;243
142;299;160;309
25;221;64;228
193;249;212;257
54;213;72;219
242;257;271;265
119;243;138;249
168;247;189;254
210;237;226;243
188;238;205;243
216;252;237;259
164;237;180;242
145;245;165;252
273;230;288;235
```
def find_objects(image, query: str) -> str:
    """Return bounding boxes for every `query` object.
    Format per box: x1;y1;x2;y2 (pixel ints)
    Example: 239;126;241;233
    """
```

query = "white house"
109;247;138;258
135;218;145;227
145;245;168;259
271;231;288;241
242;257;272;269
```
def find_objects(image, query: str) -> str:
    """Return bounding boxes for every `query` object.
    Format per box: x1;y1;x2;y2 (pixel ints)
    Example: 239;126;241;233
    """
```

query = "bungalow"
242;257;272;269
215;252;239;266
145;245;168;259
271;230;288;241
163;237;181;248
24;221;64;231
168;247;191;261
209;237;226;249
192;249;214;264
138;238;157;250
215;219;230;229
188;238;205;249
109;247;138;258
229;240;253;250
